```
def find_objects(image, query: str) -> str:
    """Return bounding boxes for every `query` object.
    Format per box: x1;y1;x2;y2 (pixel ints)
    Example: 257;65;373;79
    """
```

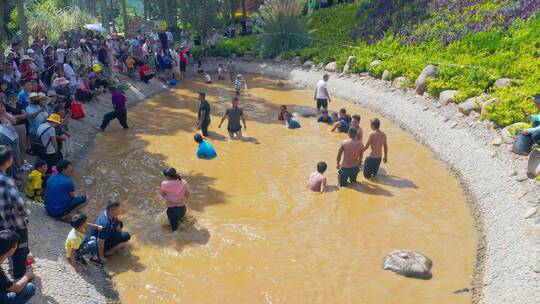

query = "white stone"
439;90;458;106
369;59;382;68
481;98;500;116
492;134;503;146
524;207;538;219
382;70;390;81
494;78;512;88
341;56;357;75
415;65;438;95
501;122;530;144
303;60;315;69
392;76;410;89
324;61;338;73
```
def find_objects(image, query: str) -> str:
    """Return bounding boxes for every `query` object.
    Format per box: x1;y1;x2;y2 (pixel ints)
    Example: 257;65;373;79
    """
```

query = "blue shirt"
197;141;217;159
26;104;46;135
90;211;121;241
317;115;333;124
17;90;29;108
44;173;75;216
288;118;301;129
338;119;350;133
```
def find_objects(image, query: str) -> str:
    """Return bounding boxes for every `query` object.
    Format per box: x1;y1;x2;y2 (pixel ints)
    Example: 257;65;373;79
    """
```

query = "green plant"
486;87;538;126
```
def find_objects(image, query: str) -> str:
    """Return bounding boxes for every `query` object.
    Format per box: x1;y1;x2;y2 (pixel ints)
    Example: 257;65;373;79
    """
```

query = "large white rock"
383;250;433;279
494;78;512;88
415;65;438;95
501;122;530;144
292;56;301;66
341;56;357;75
303;60;315;69
458;94;492;115
324;61;338;73
382;70;390;81
369;59;382;68
480;98;500;116
528;149;540;176
439;90;458;106
392;76;410;89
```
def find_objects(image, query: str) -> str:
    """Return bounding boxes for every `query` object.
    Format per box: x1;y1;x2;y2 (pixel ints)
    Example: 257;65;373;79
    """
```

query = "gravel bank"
223;60;538;303
28;77;169;304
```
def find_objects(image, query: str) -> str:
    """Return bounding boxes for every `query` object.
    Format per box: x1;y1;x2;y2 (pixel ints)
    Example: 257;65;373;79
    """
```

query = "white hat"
26;49;36;54
21;55;33;61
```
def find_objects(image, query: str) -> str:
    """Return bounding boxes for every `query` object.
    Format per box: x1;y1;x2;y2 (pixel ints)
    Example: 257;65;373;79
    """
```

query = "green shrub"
486;87;538;126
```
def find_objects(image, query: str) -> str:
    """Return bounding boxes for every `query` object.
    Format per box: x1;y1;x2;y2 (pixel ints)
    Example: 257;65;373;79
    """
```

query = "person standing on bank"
314;74;331;114
159;167;191;231
97;87;128;132
197;92;211;137
218;96;247;139
0;146;31;280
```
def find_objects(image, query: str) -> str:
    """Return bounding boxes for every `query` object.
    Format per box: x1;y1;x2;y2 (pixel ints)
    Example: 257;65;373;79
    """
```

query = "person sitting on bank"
25;159;47;203
522;94;540;145
218;96;247;139
194;134;217;160
0;230;37;304
362;118;388;180
331;112;349;133
159;167;191;232
44;160;88;221
307;161;328;193
65;213;102;272
317;109;333;124
89;200;131;263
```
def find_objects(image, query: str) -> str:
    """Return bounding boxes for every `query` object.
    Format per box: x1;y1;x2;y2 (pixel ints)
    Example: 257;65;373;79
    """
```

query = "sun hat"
21;55;33;61
29;92;44;100
26;49;36;54
92;63;102;72
47;90;58;97
80;38;86;43
47;113;62;124
52;77;70;87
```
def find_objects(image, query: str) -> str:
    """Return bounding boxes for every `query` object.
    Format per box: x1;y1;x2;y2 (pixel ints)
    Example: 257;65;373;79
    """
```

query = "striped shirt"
0;173;28;231
234;79;241;91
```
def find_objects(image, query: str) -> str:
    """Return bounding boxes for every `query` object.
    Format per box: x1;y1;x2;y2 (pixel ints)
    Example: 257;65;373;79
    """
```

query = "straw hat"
47;113;62;125
52;77;70;87
29;92;44;101
92;63;102;72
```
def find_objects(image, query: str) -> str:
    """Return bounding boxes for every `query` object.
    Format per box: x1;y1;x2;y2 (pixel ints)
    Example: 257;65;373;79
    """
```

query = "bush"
486;87;538;126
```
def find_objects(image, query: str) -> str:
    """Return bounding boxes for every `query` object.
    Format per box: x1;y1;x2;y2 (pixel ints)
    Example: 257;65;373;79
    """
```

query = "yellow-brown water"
77;76;477;303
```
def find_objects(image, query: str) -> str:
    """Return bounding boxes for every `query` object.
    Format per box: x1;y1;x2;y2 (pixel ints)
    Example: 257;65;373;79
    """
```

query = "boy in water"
317;109;333;124
234;74;247;96
350;114;363;141
362;118;388;179
307;161;328;193
336;128;363;187
160;167;191;231
278;105;290;123
285;113;301;129
194;134;217;159
339;108;352;124
218;96;247;138
331;112;349;133
204;72;212;84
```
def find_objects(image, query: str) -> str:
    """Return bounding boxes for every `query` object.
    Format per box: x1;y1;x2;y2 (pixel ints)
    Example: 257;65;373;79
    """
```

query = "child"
331;112;349;133
25;159;48;203
125;55;136;78
159;167;191;231
286;113;301;129
307;161;328;193
65;213;102;271
234;74;247;96
204;72;212;84
197;59;204;75
217;64;225;80
278;105;290;122
317;109;333;124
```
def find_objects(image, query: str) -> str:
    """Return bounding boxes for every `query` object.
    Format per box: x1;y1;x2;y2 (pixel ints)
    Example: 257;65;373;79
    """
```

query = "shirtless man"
307;161;327;193
362;118;388;179
218;96;246;138
336;127;363;187
350;114;363;142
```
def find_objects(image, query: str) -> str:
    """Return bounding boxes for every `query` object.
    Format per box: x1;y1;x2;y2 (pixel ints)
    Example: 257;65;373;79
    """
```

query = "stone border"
224;60;539;303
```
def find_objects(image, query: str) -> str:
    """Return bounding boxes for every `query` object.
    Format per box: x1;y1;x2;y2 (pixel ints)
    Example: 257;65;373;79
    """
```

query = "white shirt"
205;74;212;83
37;122;56;155
316;79;328;99
63;63;77;86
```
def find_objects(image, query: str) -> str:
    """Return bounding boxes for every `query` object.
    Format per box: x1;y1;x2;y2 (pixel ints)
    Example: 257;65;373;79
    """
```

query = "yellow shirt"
25;170;44;203
65;228;85;258
126;58;135;69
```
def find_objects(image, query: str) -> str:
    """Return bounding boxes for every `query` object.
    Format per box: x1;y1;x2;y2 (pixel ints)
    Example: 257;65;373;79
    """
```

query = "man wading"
218;96;247;139
196;92;211;137
336;128;363;187
362;118;388;179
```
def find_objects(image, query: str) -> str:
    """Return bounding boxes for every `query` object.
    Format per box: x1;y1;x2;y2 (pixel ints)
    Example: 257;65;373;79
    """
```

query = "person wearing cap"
522;94;540;145
52;77;73;110
159;167;191;231
97;87;129;132
25;93;48;138
317;109;333;124
44;160;87;221
36;113;61;169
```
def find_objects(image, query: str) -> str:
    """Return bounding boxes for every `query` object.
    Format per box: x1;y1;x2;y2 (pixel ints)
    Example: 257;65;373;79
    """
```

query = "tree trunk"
16;0;28;48
241;0;247;18
0;0;5;62
120;0;128;34
88;1;97;16
162;0;171;27
143;0;148;20
101;0;108;29
109;0;115;32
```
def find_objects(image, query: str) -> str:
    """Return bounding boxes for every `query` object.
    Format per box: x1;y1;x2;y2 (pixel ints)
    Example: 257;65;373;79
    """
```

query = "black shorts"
227;126;242;133
338;166;360;187
316;98;328;110
364;157;382;179
180;61;187;72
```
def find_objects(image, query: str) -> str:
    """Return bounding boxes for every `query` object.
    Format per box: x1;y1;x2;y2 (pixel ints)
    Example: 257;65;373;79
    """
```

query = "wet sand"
76;75;477;303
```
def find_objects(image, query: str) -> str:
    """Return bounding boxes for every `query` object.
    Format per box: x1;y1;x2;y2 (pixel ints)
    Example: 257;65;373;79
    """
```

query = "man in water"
196;92;211;137
317;109;333;124
194;134;217;159
218;96;247;139
336;128;363;187
331;112;349;133
314;74;331;114
350;114;363;142
307;161;328;193
339;108;352;124
362;118;388;179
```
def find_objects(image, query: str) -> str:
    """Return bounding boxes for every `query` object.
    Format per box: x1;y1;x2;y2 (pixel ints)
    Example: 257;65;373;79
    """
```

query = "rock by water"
383;250;433;279
325;62;338;73
415;65;438;95
439;90;458;106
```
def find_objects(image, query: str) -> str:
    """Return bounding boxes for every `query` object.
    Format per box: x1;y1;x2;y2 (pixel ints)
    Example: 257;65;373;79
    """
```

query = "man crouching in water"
336;127;363;187
362;118;388;179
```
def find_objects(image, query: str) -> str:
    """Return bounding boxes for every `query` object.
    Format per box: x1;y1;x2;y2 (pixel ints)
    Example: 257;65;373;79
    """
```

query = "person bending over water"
194;134;217;159
317;109;333;124
160;167;191;231
362;118;388;179
218;96;247;139
307;161;328;193
331;112;349;133
350;114;363;142
336;128;363;187
89;200;131;263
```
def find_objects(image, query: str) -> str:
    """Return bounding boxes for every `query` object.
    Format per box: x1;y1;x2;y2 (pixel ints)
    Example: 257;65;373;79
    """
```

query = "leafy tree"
178;0;220;37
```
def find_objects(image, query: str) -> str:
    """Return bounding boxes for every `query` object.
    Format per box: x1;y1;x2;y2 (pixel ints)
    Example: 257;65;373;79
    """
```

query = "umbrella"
84;24;107;33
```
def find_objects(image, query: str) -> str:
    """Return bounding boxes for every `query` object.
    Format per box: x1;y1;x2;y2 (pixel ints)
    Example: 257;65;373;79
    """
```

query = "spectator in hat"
25;93;48;139
36;113;62;168
522;94;540;146
52;77;73;111
19;56;35;82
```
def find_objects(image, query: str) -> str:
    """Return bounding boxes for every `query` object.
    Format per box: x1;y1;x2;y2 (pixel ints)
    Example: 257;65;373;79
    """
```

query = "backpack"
71;101;85;119
31;126;53;156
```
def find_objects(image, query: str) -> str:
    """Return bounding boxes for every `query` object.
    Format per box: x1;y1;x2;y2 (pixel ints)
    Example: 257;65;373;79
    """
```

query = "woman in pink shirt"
159;167;191;231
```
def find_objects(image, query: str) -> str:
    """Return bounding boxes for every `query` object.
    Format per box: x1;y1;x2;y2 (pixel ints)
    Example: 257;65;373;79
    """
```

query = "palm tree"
17;0;28;47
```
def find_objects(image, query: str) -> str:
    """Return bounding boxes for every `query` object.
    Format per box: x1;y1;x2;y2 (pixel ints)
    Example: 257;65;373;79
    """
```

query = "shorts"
235;90;240;96
104;231;131;252
180;61;186;72
338;166;360;187
227;126;242;133
363;157;382;179
316;98;328;110
47;195;87;217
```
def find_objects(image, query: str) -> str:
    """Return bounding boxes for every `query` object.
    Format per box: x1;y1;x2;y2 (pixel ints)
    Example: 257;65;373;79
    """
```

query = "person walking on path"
314;74;331;114
336;128;363;187
362;118;388;179
194;134;217;160
159;167;191;231
0;230;37;304
0;146;31;280
89;200;131;263
97;87;129;132
218;96;247;139
196;92;211;137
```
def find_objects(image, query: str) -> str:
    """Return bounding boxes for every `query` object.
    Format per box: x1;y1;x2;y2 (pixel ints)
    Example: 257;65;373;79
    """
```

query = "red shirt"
180;51;188;63
139;64;150;78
